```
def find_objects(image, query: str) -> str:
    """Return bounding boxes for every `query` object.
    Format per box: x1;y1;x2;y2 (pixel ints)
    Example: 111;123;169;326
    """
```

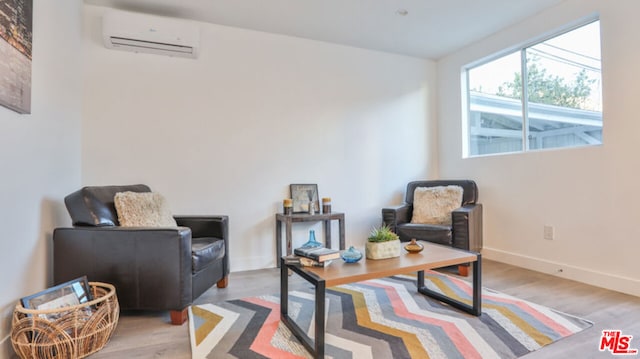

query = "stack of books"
287;246;340;267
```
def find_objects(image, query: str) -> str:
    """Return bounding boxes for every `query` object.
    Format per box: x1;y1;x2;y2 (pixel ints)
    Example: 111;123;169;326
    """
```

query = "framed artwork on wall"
0;0;33;114
290;184;319;213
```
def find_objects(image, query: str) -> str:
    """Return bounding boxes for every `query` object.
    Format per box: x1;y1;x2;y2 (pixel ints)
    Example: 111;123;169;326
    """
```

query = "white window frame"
462;17;602;158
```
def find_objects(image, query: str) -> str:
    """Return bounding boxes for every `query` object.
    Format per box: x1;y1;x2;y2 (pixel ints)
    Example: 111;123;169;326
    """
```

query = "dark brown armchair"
382;180;482;276
53;184;229;325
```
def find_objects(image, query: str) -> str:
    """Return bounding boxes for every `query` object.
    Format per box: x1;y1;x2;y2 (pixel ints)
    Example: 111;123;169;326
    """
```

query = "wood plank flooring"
84;259;640;358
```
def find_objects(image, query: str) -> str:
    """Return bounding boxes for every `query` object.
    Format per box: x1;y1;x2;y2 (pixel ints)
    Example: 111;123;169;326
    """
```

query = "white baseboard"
483;247;640;297
231;255;275;273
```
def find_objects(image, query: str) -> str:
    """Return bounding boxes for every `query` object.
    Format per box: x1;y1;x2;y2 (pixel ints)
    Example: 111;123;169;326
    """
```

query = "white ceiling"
84;0;565;59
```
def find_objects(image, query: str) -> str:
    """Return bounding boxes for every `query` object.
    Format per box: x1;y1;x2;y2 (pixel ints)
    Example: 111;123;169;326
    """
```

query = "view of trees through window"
497;55;596;110
466;20;602;156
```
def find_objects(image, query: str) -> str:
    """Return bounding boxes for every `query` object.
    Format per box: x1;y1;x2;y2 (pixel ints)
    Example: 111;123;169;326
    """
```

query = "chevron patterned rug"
188;271;592;358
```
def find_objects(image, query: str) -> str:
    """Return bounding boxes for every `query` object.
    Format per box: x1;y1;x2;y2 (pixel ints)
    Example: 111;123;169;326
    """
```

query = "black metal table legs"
418;254;482;316
280;258;326;358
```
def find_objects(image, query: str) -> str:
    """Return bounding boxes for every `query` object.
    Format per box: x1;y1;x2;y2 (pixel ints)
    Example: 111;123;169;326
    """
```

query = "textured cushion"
411;185;463;225
114;192;177;227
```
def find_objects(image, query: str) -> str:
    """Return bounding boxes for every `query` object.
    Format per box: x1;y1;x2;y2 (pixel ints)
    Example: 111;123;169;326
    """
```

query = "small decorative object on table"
301;230;322;249
365;224;401;260
283;199;293;215
404;239;424;253
322;197;332;214
295;231;340;263
340;246;363;263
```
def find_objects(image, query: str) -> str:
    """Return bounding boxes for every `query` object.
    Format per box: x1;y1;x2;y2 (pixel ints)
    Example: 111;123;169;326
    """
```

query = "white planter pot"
365;240;401;260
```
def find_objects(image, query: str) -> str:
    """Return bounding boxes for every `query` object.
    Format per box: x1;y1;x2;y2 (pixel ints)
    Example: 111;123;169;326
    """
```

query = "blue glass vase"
341;246;363;263
301;230;322;249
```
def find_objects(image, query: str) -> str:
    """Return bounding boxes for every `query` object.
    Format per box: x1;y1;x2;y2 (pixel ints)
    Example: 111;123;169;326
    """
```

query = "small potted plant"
365;224;401;260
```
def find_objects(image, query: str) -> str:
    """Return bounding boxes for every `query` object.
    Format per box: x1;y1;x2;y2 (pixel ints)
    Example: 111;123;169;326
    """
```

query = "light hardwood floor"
83;259;640;358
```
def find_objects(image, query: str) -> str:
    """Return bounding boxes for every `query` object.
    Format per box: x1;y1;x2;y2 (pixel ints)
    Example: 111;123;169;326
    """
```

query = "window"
465;20;602;157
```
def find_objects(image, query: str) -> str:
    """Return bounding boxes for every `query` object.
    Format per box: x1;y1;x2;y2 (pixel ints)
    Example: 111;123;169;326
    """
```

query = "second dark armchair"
382;180;482;276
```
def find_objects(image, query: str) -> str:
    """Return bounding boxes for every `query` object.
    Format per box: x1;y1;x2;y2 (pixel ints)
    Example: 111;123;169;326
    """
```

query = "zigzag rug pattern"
189;271;592;358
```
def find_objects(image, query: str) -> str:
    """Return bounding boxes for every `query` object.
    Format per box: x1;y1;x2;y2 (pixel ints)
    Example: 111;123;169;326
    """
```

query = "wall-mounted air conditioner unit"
102;10;199;59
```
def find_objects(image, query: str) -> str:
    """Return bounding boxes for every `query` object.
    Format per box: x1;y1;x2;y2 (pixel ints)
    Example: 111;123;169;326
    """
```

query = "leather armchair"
53;185;229;325
382;180;482;276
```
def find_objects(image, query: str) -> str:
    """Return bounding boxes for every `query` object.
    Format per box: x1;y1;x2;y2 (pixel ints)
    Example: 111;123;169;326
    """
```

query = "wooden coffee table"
280;242;481;359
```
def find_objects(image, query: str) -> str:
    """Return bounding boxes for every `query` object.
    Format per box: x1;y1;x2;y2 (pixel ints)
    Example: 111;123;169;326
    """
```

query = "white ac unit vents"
102;10;199;59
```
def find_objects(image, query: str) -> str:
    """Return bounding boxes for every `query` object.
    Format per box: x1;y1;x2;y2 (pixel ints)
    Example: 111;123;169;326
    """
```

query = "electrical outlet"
544;225;554;240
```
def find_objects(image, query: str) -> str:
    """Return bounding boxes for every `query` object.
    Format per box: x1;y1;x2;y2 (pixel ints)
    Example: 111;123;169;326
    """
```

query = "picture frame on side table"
20;276;93;319
290;184;319;213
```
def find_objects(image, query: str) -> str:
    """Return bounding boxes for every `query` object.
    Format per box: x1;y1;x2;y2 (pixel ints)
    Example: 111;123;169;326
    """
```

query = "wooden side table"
275;212;345;267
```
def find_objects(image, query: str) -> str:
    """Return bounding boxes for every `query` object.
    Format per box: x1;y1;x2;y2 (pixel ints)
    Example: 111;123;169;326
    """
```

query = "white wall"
0;1;83;357
437;0;640;296
82;5;437;271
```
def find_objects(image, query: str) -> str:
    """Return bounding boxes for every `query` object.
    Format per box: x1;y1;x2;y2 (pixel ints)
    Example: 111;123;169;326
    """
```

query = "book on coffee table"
293;246;340;262
283;255;333;267
300;257;333;267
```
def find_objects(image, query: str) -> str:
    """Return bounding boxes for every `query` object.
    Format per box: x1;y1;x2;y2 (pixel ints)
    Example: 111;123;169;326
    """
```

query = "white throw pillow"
114;191;177;227
410;185;463;225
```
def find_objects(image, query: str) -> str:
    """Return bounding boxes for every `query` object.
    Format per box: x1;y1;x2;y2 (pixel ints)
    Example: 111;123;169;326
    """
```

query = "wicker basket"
11;282;119;359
